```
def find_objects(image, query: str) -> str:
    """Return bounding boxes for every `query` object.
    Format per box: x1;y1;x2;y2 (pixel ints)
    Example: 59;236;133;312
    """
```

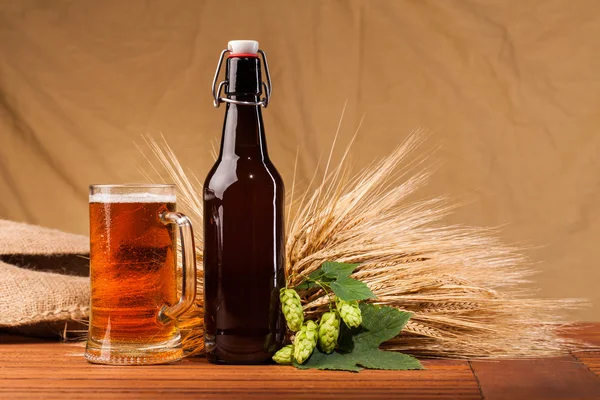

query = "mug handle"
157;211;197;324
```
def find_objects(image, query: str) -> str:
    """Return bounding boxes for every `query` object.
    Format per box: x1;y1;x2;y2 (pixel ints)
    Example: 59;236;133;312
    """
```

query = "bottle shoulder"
204;157;284;198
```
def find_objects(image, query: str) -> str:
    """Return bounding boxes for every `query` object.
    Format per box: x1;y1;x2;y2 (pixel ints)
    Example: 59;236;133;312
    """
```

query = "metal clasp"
211;49;272;108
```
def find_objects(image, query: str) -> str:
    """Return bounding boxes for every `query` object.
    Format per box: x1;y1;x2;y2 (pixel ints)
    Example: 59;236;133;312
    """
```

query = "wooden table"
1;324;599;399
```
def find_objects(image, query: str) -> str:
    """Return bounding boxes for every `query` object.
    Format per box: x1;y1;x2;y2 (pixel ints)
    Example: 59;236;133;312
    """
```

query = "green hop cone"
272;345;294;365
280;288;304;332
293;320;318;364
336;297;362;328
317;311;340;354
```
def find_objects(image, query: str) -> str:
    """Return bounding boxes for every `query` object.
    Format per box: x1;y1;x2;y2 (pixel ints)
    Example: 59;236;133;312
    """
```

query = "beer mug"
85;184;197;365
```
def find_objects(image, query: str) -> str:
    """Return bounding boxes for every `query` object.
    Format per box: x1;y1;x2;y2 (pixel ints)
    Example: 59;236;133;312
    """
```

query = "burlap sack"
0;220;89;338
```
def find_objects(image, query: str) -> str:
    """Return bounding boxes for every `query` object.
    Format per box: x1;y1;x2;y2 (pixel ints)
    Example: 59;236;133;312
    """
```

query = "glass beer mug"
85;184;197;365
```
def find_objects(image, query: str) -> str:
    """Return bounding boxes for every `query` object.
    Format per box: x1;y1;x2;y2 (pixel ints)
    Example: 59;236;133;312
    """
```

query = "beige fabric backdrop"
0;0;598;320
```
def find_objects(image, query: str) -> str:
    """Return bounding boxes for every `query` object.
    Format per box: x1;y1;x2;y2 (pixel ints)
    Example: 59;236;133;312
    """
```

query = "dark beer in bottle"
203;40;285;364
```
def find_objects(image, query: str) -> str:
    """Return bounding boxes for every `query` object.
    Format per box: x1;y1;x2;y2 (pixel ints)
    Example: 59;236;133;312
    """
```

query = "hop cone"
272;345;294;365
293;320;318;364
280;288;304;332
336;298;362;328
317;311;340;354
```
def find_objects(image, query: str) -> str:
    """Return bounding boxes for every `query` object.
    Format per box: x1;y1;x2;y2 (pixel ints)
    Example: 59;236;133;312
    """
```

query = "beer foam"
89;192;176;203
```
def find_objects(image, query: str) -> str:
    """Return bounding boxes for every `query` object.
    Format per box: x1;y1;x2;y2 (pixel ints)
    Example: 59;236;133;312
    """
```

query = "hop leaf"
330;277;376;302
280;288;304;331
272;345;294;365
336;297;362;328
293;321;318;364
296;304;423;372
318;311;340;354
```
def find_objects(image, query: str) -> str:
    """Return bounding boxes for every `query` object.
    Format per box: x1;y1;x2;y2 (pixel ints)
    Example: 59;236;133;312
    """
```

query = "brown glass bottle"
203;50;285;364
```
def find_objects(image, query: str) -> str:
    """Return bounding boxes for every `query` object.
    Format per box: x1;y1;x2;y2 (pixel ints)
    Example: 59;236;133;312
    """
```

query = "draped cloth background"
0;0;598;319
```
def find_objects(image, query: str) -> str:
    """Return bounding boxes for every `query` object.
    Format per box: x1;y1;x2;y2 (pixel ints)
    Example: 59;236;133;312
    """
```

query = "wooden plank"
470;356;600;400
0;334;51;344
470;323;600;399
0;339;481;400
0;391;475;400
4;323;599;400
564;323;600;378
573;351;600;378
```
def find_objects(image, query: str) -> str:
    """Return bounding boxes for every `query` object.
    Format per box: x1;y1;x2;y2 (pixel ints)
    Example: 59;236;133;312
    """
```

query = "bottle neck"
219;99;268;160
218;56;269;160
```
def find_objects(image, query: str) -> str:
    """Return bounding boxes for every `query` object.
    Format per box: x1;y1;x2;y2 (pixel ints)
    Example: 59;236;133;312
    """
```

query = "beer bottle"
203;40;285;364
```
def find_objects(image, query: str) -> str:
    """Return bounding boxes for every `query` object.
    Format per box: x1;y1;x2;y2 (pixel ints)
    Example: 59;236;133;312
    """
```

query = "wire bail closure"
211;49;272;108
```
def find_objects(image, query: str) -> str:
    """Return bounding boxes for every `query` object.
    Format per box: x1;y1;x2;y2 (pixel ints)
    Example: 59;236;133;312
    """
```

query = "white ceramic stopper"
228;40;259;55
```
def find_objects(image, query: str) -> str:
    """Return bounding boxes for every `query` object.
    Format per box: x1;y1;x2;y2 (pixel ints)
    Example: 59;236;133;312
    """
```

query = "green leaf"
353;303;412;349
321;261;360;279
330;277;376;301
294;261;360;292
336;323;359;353
294;281;316;291
354;349;423;370
294;267;334;291
296;304;423;372
308;268;327;281
295;349;361;372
